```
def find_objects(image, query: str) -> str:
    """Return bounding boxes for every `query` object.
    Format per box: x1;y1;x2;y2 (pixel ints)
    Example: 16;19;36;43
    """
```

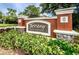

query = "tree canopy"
6;8;17;24
19;5;40;17
40;3;79;15
0;11;3;19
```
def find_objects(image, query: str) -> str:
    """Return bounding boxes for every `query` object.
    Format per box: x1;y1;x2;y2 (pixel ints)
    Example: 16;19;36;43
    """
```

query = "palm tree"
7;8;17;16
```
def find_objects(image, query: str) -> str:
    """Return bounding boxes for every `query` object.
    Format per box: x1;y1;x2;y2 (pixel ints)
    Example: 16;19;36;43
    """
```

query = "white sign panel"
26;20;51;36
60;16;68;23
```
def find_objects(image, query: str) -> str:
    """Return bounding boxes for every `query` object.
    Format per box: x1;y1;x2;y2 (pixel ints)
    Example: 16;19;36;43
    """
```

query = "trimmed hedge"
0;24;17;27
0;30;79;55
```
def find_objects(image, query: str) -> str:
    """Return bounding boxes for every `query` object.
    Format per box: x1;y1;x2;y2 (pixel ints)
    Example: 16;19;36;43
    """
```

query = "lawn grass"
0;24;17;27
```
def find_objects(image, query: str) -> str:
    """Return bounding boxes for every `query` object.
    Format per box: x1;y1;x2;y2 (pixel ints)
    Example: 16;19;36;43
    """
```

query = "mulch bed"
0;47;26;55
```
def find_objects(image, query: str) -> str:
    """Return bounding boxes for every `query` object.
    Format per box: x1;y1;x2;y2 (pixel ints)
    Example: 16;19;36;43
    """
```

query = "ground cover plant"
0;30;79;55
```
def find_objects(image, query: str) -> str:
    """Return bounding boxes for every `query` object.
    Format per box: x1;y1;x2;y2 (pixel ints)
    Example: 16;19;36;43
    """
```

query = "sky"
0;3;53;17
0;3;40;15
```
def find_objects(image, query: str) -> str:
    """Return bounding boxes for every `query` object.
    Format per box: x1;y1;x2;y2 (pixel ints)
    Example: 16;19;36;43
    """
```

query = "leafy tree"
0;11;3;23
2;15;7;24
6;8;17;24
0;11;3;19
0;11;7;24
40;3;79;15
19;5;40;17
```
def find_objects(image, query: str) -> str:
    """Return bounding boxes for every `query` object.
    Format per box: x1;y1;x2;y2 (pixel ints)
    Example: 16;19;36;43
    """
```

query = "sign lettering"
26;21;51;36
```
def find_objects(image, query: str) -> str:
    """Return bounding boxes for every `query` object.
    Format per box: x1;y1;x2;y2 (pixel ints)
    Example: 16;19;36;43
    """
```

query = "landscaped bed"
0;47;15;55
0;30;79;55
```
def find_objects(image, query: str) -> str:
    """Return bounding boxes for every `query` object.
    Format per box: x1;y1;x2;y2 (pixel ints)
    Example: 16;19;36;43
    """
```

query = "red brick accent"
57;13;72;31
18;18;27;27
18;18;24;26
48;19;57;37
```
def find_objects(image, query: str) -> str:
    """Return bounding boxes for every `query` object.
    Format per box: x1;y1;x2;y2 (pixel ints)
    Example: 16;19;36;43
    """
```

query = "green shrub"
17;33;49;54
0;30;19;49
0;30;79;55
48;40;77;55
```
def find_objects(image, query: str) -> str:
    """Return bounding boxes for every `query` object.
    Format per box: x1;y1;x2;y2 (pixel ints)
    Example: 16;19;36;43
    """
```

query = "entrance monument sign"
18;7;79;40
27;20;51;36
